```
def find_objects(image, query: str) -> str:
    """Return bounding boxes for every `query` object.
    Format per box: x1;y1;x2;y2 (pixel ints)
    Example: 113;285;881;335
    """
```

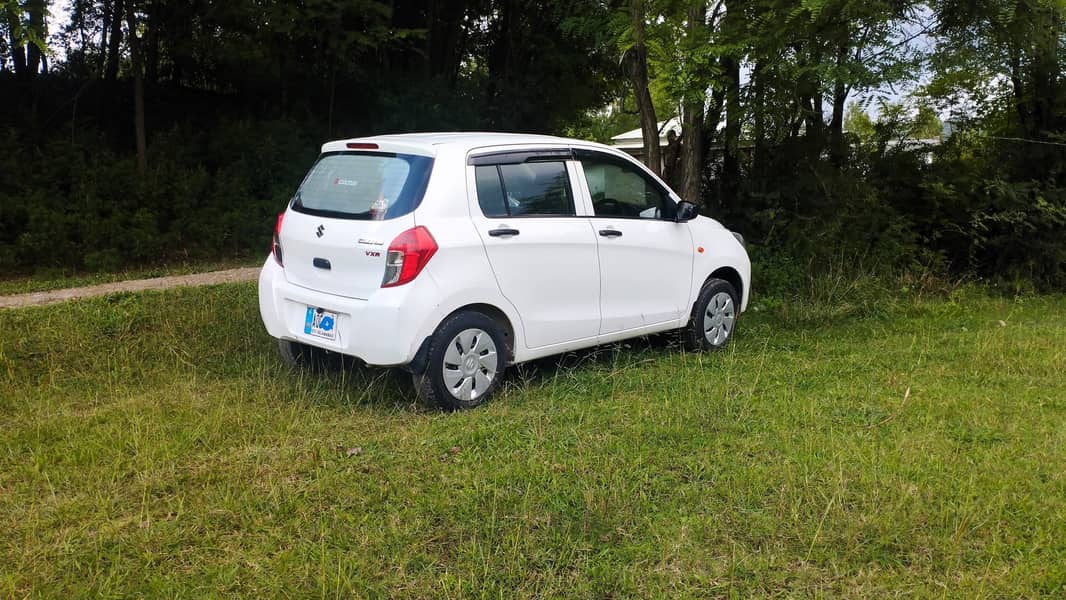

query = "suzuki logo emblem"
315;224;325;238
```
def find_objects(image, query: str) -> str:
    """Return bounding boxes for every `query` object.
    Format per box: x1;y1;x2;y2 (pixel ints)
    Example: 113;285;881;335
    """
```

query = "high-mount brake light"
346;142;379;150
381;226;437;288
272;212;285;266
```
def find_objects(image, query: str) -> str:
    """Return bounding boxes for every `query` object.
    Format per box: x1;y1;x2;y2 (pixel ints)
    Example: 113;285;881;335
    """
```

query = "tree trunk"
99;0;111;76
627;0;661;176
751;61;766;178
679;1;706;204
25;0;45;77
7;12;27;78
105;0;125;83
721;54;741;205
125;1;147;175
681;102;704;204
828;43;848;165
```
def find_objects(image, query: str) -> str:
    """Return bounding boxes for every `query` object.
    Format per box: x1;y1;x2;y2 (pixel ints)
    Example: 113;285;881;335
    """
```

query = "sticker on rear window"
334;178;359;187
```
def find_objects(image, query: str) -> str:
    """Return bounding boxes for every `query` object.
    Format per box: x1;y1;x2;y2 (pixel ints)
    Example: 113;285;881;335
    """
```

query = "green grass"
1;283;1064;597
0;255;261;296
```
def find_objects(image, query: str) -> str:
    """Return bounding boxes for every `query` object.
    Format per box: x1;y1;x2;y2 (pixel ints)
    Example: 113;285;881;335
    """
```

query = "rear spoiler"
320;139;436;157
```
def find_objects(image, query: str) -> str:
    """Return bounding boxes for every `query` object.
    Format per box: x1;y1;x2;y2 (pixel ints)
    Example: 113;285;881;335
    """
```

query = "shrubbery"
1;82;1062;293
0;118;315;273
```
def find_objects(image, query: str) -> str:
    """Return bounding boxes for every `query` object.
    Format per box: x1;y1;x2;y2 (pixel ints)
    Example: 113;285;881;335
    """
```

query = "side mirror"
676;200;699;223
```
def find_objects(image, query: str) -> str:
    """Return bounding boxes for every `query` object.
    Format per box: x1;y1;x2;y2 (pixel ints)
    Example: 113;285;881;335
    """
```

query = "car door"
468;150;601;349
573;149;694;335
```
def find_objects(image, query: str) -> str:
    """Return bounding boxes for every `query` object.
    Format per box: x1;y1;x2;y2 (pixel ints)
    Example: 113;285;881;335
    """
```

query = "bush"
0;118;316;274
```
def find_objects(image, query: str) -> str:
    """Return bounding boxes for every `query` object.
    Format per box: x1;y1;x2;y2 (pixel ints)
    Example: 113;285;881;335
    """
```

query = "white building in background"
609;117;682;162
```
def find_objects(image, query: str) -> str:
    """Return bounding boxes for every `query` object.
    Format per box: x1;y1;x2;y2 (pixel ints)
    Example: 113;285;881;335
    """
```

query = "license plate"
304;306;338;341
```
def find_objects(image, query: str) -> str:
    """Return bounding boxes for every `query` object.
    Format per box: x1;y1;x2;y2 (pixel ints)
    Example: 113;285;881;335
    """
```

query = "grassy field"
1;282;1064;597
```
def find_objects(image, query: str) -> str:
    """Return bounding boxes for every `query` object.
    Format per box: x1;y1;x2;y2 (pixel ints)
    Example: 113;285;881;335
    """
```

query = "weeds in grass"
1;282;1064;596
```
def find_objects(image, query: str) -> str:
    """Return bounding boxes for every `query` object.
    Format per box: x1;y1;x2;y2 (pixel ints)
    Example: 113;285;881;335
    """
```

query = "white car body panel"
258;132;751;367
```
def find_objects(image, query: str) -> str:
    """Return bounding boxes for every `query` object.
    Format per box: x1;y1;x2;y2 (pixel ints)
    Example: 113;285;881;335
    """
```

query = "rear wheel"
683;278;739;351
277;339;341;371
413;311;507;410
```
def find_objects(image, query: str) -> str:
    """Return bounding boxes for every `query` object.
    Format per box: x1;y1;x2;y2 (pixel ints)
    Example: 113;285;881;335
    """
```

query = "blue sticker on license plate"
304;306;338;340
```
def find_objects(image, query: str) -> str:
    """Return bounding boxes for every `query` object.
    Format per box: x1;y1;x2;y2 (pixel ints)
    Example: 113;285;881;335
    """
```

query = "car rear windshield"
291;151;434;220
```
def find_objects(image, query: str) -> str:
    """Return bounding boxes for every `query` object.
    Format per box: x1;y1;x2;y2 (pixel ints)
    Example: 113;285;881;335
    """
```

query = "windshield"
291;151;434;220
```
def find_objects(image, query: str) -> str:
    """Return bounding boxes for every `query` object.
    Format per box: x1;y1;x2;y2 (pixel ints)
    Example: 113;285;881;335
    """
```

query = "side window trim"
468;148;574;166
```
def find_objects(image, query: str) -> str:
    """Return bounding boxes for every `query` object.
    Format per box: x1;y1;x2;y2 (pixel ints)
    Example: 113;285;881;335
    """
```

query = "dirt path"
0;267;261;309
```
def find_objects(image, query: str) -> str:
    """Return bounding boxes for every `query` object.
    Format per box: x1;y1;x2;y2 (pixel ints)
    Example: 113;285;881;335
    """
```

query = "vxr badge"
315;224;325;238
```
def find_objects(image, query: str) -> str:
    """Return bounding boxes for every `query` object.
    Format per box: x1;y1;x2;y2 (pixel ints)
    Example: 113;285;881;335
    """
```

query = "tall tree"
3;0;49;79
124;0;145;174
624;0;662;176
679;0;711;203
103;0;122;82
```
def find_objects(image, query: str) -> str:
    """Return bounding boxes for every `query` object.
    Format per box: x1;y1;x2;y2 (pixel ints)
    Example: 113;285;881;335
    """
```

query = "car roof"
320;132;614;155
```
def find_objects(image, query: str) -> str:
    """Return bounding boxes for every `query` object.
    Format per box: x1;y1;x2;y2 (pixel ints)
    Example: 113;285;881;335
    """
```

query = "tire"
412;311;508;410
277;339;341;371
683;278;740;352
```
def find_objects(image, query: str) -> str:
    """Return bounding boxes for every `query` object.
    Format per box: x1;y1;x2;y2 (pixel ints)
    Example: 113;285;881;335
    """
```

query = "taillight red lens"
272;212;285;266
381;226;437;288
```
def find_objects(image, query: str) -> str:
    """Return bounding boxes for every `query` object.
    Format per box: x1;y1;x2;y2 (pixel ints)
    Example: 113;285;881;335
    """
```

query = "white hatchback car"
259;133;750;409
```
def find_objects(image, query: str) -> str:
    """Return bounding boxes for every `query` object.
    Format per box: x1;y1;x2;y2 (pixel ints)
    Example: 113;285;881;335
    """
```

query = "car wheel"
277;339;340;371
413;311;507;410
683;278;739;352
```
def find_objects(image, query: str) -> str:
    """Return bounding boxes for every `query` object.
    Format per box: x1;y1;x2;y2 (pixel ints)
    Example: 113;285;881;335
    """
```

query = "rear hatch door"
280;149;433;299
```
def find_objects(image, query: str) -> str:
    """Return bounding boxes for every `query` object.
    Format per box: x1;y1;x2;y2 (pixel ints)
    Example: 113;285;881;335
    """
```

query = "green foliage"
1;0;1064;291
563;108;640;144
843;102;876;140
0;118;315;272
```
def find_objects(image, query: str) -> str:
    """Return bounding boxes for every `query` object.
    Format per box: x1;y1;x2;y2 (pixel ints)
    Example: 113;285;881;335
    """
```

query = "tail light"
272;212;285;266
382;226;437;287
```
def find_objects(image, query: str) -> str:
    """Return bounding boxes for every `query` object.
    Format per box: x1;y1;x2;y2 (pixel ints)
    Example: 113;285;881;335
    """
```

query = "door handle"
488;227;520;237
598;229;623;238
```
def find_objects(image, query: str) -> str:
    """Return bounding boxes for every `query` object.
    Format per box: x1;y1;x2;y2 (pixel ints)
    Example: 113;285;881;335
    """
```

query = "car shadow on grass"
290;331;707;413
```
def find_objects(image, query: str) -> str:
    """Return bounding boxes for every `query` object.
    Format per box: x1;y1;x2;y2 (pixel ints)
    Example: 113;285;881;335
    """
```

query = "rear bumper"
258;257;434;366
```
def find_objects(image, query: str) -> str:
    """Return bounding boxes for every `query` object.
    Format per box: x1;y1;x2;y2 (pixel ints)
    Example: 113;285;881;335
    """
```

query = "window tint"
475;165;508;217
474;162;575;217
579;155;674;220
292;152;433;220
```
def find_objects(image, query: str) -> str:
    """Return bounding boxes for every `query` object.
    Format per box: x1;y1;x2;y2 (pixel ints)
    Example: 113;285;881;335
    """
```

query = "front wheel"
683;278;739;351
413;311;508;410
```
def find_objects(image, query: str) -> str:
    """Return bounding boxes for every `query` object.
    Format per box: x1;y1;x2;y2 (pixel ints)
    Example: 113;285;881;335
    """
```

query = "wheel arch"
409;302;517;374
705;266;745;307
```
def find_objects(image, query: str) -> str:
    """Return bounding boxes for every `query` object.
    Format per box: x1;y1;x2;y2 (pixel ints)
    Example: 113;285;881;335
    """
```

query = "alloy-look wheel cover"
703;291;736;346
442;328;499;402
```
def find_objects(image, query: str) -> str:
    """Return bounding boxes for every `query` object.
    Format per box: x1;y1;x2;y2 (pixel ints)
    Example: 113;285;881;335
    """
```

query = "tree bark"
25;0;45;77
626;0;661;176
751;61;766;178
7;11;27;78
105;0;124;83
679;1;707;204
99;0;111;76
721;53;741;205
827;39;850;165
125;1;147;175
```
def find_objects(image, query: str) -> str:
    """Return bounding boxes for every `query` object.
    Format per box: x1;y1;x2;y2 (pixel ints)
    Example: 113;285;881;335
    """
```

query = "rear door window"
473;162;575;217
292;152;433;220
